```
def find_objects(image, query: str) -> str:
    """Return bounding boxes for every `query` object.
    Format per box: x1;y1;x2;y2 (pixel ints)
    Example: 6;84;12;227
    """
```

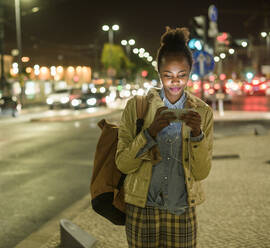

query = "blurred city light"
50;66;56;76
91;87;97;93
57;66;64;73
139;53;144;58
246;72;254;80
144;52;150;58
214;56;220;62
12;62;19;68
133;48;139;54
121;40;127;46
191;74;199;81
241;41;248;47
21;56;30;62
139;48;145;53
32;7;39;13
34;64;40;70
102;25;109;31
261;32;267;38
219;73;226;80
220;53;226;59
128;39;135;46
137;88;145;96
152;61;157;68
100;87;106;93
26;67;32;74
228;48;235;54
194;40;202;50
87;98;97;106
67;66;75;73
112;24;119;31
34;66;40;76
40;66;48;74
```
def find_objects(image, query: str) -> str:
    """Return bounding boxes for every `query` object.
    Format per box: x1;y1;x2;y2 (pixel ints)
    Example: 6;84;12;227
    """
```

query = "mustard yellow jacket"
116;88;213;208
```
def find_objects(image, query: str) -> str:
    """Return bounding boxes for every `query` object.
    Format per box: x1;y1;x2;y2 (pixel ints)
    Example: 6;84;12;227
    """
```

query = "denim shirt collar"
160;87;186;109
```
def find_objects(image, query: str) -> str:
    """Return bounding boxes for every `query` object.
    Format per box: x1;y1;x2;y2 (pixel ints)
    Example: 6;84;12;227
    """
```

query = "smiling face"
159;54;191;104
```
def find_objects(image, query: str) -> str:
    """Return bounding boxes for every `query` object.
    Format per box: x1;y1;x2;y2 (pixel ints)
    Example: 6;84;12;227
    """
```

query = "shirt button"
164;177;168;180
167;157;170;160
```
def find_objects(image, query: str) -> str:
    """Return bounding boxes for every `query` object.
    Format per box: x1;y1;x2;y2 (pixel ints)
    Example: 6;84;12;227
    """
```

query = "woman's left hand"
180;111;202;136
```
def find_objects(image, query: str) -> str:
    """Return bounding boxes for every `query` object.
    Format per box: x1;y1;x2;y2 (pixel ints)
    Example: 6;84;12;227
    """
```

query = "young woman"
116;27;213;248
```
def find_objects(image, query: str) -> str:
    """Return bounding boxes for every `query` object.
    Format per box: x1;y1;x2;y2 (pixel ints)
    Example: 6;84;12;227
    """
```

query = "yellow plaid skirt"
125;204;197;248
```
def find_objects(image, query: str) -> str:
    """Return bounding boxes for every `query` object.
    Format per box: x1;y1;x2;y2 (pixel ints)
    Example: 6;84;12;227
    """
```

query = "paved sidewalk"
213;110;270;122
14;108;270;248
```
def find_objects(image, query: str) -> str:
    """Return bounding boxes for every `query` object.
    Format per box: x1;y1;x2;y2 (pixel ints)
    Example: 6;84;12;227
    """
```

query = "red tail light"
203;83;210;90
244;84;252;91
259;84;267;90
209;88;215;95
252;79;260;85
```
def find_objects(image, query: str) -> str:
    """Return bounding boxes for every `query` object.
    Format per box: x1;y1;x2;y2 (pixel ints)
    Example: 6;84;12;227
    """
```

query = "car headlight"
71;99;81;107
46;98;54;105
60;96;69;104
86;98;97;106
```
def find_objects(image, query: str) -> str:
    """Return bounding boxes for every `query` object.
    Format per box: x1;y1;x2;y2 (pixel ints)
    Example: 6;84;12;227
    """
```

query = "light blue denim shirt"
137;88;203;215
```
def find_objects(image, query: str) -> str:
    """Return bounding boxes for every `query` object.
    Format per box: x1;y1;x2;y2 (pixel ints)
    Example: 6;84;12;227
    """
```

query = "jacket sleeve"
136;129;157;158
115;98;149;174
189;107;214;181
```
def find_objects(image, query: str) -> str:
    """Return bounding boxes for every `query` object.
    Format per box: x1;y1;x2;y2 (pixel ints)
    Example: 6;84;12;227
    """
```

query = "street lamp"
228;48;235;54
260;30;270;55
261;32;267;38
214;56;220;62
241;41;248;48
133;48;139;54
102;24;119;44
220;53;226;59
121;39;135;55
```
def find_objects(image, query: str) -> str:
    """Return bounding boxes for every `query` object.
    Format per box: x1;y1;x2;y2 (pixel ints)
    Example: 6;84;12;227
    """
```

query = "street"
0;108;121;248
224;95;270;112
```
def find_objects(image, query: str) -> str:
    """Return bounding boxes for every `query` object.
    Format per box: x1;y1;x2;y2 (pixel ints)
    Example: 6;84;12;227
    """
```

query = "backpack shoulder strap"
135;95;149;135
136;95;149;120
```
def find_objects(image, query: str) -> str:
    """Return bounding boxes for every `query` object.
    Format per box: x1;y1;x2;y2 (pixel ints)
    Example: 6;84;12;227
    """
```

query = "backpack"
90;95;149;225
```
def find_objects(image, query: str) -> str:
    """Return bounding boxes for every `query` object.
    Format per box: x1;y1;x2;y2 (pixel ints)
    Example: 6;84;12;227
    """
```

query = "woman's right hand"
147;106;176;139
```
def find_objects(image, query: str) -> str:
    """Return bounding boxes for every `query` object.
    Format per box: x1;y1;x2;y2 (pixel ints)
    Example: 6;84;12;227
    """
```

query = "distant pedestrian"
116;27;214;248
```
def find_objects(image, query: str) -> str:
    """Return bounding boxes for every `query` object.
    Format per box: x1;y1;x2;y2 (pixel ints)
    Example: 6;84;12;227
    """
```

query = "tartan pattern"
125;204;197;248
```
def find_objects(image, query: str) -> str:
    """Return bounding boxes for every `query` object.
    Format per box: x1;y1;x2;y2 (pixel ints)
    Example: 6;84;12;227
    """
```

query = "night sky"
2;0;270;67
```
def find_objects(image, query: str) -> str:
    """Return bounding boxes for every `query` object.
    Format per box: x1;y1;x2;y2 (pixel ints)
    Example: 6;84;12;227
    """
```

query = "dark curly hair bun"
160;27;190;47
156;26;193;71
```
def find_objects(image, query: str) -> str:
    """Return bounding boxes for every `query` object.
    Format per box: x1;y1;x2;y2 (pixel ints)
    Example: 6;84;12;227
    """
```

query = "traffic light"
189;15;207;45
188;38;202;50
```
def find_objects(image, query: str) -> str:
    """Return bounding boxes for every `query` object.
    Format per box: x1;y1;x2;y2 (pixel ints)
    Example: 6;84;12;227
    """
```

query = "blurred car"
243;78;268;96
46;88;81;109
70;92;107;109
190;80;232;103
0;96;21;117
